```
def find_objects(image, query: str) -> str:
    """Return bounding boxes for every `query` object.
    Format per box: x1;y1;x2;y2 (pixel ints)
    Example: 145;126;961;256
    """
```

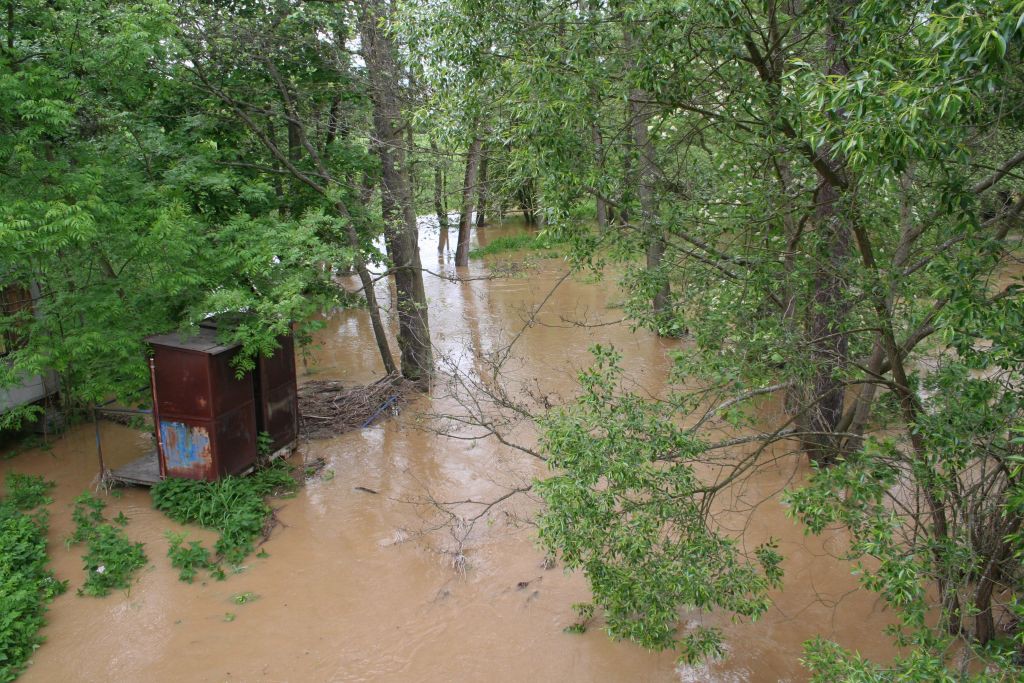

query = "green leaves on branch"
536;346;783;657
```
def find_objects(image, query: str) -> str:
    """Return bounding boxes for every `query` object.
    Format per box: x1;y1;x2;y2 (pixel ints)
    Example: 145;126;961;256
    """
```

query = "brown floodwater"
3;219;898;682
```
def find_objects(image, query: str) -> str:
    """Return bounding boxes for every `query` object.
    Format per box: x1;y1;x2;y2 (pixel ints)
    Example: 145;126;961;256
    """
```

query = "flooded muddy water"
4;219;897;682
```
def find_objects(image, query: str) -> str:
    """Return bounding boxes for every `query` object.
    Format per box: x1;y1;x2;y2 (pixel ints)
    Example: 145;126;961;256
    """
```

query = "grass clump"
0;475;66;682
468;232;563;258
151;462;296;579
67;492;148;597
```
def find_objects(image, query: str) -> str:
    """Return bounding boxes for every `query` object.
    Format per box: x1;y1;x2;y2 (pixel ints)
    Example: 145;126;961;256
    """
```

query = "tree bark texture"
628;89;669;318
798;0;855;465
475;151;489;227
431;137;449;253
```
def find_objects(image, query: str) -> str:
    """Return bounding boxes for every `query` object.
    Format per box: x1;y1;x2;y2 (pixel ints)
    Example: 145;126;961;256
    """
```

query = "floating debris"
298;374;417;439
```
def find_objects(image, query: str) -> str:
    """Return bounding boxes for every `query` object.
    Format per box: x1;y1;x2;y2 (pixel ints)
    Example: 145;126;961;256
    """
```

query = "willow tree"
401;0;1024;676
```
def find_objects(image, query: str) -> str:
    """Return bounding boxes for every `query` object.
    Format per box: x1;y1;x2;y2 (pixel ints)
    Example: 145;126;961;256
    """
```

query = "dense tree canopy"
0;0;438;429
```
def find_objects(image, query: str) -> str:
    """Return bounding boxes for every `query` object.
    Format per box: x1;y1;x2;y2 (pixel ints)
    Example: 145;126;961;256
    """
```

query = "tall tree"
431;137;451;253
358;0;433;380
402;0;1024;674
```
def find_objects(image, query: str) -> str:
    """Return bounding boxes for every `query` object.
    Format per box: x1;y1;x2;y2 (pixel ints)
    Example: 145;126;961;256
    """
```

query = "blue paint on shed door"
160;420;212;473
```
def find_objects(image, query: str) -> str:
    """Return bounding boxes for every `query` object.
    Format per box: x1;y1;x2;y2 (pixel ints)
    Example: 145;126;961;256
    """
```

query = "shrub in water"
151;462;296;577
0;476;65;682
67;493;147;597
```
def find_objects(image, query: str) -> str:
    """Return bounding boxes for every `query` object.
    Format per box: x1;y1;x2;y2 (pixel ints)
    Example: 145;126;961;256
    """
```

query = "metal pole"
93;406;106;476
149;358;167;479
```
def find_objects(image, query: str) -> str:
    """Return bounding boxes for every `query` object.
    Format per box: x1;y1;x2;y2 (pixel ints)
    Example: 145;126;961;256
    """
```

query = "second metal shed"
199;317;299;458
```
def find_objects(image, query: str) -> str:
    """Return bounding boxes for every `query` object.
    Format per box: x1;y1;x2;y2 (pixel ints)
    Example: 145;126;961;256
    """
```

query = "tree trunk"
592;122;608;230
339;208;398;377
627;78;669;319
800;177;851;465
518;178;537;226
358;0;433;382
455;136;483;266
798;0;855;465
475;150;489;227
325;95;342;152
267;120;284;204
430;138;449;253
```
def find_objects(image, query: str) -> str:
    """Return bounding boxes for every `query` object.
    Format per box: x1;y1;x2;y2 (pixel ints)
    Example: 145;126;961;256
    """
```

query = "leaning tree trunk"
455;136;483;266
358;0;433;382
336;204;398;376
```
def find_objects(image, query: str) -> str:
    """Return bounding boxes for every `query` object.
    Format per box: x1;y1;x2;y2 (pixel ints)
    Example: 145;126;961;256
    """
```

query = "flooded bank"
3;220;896;682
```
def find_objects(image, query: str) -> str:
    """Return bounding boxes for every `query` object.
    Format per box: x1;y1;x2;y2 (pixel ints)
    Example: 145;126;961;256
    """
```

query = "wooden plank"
267;441;297;462
109;451;162;486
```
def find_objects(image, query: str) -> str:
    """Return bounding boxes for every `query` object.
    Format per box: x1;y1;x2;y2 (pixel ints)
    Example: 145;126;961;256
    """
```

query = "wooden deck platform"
106;441;296;487
108;450;161;486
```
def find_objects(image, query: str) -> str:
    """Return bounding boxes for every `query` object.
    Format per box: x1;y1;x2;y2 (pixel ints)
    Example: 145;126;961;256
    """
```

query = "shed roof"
145;327;240;355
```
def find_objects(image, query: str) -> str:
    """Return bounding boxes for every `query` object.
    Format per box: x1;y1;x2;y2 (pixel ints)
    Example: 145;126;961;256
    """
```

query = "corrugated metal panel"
256;333;299;453
159;419;214;479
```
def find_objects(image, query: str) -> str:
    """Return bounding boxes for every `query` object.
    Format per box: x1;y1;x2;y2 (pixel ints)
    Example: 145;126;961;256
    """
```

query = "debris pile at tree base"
298;374;416;439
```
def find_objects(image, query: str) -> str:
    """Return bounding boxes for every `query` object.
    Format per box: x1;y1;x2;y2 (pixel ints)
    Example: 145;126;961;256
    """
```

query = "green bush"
151;462;296;575
0;478;65;682
3;474;55;512
67;493;148;597
165;532;220;583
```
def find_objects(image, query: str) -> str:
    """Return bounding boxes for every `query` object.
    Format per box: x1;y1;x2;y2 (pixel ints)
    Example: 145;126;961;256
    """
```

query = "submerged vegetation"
151;462;297;580
468;233;564;258
3;474;54;512
0;475;65;682
67;493;147;597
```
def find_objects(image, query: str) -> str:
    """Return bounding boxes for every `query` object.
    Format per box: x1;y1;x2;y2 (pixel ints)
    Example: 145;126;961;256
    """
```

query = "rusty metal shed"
146;328;259;481
199;318;299;458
